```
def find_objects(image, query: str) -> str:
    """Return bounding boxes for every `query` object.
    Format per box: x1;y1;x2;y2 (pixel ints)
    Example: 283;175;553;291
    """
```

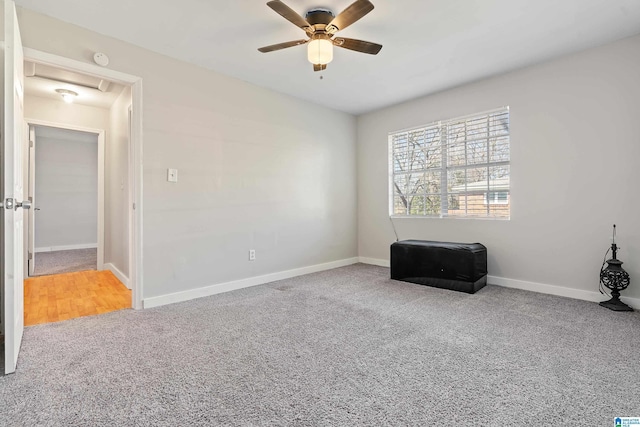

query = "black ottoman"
390;240;487;294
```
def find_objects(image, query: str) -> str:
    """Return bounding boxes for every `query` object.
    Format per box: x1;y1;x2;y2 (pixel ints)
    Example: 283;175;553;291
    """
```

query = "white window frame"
389;107;510;219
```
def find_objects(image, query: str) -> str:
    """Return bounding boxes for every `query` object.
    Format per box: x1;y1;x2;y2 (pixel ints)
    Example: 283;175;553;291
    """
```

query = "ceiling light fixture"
307;36;333;65
258;1;382;73
55;88;78;103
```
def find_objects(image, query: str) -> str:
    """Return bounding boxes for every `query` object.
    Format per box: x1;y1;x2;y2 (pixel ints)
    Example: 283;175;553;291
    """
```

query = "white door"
2;0;26;375
27;126;35;276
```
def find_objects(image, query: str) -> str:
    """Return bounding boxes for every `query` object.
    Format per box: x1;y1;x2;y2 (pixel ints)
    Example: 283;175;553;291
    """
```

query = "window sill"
390;215;510;221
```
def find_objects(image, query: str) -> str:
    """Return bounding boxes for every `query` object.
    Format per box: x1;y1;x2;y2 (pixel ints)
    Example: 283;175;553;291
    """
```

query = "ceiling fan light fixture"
259;0;381;72
307;38;333;65
55;88;78;103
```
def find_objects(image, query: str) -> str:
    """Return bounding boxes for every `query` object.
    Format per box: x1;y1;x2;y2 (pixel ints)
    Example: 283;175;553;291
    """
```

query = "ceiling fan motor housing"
305;8;335;26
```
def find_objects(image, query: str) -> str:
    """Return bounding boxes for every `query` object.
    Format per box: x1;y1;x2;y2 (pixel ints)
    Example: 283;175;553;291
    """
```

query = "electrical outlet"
249;249;256;261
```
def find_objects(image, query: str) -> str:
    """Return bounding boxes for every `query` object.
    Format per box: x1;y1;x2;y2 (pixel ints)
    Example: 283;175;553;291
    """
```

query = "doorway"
27;125;102;277
21;60;136;325
20;47;144;315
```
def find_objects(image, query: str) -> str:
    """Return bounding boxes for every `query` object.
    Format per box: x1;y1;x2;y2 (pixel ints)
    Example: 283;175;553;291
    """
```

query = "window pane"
466;166;488;186
389;108;509;219
392;150;408;173
393;196;408;215
424;171;441;194
425;144;442;170
489;111;510;137
488;191;510;217
467;139;488;165
408;195;424;215
466;194;487;215
393;174;408;194
489;165;510;183
467;117;488;137
406;174;422;195
489;136;510;162
447;138;466;167
424;195;441;216
448;193;465;216
447;169;466;194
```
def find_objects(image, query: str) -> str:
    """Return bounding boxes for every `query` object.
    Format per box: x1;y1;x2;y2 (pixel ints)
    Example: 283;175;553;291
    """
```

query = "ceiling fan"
258;0;382;72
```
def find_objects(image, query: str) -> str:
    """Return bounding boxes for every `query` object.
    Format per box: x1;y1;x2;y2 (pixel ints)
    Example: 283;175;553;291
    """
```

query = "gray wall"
16;7;358;300
357;34;640;299
105;87;131;277
34;126;98;250
24;95;110;130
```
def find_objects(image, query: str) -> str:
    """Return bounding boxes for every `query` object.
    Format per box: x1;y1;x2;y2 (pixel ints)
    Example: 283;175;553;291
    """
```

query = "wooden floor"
24;270;131;326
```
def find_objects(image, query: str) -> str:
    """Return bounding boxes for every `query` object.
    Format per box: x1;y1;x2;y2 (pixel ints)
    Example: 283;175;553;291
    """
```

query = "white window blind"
389;107;510;219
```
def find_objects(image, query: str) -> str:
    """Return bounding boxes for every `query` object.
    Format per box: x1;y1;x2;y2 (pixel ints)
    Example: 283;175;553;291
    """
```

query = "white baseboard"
143;257;360;309
358;257;390;268
35;243;97;253
487;275;640;309
104;263;130;289
357;257;640;309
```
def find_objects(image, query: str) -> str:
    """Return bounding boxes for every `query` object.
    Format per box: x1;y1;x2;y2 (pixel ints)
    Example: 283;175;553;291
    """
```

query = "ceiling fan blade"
266;1;311;31
258;39;309;53
326;0;374;33
333;38;382;55
313;64;327;72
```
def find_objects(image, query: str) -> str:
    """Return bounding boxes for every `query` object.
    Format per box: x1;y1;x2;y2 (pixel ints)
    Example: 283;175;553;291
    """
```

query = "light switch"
167;168;178;183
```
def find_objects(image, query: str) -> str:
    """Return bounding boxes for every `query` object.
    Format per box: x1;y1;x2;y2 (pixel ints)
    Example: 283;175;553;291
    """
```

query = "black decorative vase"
599;243;632;312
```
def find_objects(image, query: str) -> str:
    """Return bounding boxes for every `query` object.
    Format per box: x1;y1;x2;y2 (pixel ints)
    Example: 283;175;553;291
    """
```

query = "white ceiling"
15;0;640;115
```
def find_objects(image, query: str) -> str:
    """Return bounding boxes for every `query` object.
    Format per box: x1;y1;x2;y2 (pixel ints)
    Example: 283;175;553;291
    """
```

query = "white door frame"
22;48;144;310
127;106;135;297
25;121;106;272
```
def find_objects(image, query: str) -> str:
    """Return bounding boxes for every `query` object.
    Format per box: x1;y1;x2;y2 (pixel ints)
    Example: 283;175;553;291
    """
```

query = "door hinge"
133;203;136;210
28;252;33;260
29;140;34;148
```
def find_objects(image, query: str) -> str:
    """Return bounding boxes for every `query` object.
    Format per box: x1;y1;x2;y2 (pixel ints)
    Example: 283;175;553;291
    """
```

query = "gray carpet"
33;248;97;276
1;264;639;426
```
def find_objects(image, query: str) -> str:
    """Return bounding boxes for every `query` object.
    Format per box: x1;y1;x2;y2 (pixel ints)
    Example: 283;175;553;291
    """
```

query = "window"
484;191;509;205
389;107;510;219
